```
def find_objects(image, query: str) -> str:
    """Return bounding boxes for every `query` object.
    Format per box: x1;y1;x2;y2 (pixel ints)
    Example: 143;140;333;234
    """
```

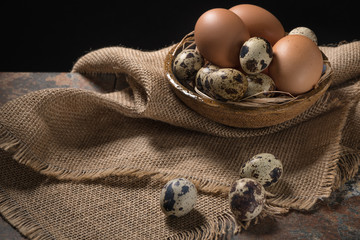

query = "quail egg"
240;153;283;187
245;73;276;98
289;27;318;45
199;68;248;102
195;63;219;92
173;49;205;82
229;178;265;221
240;37;273;74
160;178;197;217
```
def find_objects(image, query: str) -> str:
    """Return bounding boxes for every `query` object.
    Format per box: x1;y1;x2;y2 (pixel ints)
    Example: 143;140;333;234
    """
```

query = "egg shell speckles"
229;178;265;221
240;37;273;74
160;178;197;217
240;153;283;187
195;64;219;92
289;27;318;45
245;73;276;98
173;49;204;81
199;68;248;102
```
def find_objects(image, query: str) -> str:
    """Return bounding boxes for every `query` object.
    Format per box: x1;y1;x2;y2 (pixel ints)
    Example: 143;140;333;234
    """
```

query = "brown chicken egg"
268;35;323;95
229;4;285;46
194;8;250;68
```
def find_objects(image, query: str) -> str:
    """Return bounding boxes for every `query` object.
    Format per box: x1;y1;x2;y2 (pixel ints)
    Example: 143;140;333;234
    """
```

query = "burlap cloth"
1;41;359;239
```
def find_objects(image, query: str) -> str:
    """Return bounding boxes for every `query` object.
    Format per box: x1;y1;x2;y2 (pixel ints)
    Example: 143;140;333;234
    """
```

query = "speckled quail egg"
195;63;219;92
240;153;283;187
289;27;318;45
229;178;265;221
245;73;276;98
239;37;273;74
160;178;197;217
173;49;205;82
199;68;248;102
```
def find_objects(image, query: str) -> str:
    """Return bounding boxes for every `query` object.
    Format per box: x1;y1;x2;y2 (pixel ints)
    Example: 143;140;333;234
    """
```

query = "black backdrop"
0;1;358;72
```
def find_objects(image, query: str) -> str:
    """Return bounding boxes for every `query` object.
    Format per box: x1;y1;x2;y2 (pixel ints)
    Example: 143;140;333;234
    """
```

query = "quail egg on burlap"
240;153;283;187
245;73;276;98
173;49;204;82
229;178;265;221
289;27;318;45
199;68;248;102
240;37;273;74
160;178;197;217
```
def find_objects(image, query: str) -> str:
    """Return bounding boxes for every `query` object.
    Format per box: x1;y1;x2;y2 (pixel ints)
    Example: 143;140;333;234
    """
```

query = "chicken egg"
229;4;285;46
194;8;250;68
268;35;323;95
229;178;265;221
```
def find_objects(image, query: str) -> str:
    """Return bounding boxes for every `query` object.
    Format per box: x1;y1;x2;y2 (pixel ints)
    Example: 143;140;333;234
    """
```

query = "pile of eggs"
173;4;325;101
229;153;283;221
159;153;283;222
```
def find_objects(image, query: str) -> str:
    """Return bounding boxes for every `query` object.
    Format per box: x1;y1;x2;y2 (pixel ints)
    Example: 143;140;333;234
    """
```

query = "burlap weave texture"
0;41;359;239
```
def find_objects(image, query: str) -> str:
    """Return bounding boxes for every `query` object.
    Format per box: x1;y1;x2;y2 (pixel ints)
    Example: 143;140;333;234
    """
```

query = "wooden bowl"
164;35;333;128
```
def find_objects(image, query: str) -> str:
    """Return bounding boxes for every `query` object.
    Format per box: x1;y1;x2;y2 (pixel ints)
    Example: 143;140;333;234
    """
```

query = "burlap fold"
0;41;359;239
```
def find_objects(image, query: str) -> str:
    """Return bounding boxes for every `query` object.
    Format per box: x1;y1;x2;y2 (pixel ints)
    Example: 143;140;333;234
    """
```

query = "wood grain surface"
0;72;359;239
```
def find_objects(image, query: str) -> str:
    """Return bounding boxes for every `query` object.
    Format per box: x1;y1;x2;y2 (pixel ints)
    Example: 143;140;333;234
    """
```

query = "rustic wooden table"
1;72;359;239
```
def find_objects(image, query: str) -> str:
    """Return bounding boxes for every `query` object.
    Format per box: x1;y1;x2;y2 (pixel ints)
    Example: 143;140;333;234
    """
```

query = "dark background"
0;1;358;72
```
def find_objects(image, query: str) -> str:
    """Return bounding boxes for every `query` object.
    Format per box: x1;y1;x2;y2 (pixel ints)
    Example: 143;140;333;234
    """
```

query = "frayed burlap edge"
1;100;359;239
334;146;360;189
0;188;55;240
